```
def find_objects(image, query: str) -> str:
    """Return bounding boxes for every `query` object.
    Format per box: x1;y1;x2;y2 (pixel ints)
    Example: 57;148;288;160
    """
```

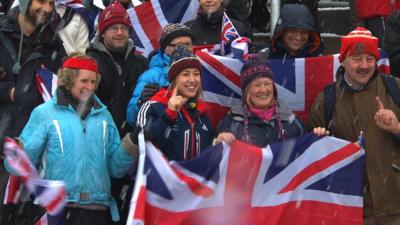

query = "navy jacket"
137;88;213;161
216;103;305;148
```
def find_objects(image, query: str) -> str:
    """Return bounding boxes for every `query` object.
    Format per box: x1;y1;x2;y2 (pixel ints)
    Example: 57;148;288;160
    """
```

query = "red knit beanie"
339;27;379;62
98;2;132;34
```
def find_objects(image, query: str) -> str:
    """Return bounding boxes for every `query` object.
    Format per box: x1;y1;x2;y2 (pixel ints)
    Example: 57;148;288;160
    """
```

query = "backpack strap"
323;82;336;129
381;74;400;107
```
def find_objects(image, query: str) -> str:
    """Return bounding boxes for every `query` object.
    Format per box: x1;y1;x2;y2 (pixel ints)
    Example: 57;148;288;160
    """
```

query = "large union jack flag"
127;0;199;56
127;133;364;225
197;50;390;125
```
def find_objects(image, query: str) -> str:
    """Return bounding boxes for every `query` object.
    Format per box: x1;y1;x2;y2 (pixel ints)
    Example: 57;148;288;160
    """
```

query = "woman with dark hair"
137;45;214;161
215;60;305;147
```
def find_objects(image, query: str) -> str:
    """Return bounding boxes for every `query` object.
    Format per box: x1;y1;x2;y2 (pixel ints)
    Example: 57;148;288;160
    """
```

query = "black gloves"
138;83;159;105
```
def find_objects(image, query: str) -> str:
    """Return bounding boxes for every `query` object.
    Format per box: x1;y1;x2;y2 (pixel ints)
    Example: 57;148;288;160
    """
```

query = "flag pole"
126;129;147;225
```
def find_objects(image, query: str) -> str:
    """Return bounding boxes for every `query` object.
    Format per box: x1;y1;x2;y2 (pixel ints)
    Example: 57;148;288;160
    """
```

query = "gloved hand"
122;132;138;158
138;83;159;105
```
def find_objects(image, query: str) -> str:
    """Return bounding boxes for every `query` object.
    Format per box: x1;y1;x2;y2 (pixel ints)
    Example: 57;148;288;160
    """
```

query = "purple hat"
240;60;276;98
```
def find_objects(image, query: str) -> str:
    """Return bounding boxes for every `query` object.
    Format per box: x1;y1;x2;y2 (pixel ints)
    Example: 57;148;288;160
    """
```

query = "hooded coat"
86;35;148;136
269;4;323;59
383;11;400;78
0;7;66;137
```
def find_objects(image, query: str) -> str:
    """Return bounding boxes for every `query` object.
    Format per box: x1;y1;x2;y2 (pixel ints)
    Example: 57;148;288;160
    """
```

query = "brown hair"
57;53;101;91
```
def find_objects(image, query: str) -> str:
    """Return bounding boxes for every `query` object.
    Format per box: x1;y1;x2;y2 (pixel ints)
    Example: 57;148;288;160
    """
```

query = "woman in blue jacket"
6;54;137;225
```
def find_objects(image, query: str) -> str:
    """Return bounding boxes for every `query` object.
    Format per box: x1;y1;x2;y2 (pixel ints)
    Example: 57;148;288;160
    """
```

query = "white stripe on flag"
127;8;153;56
180;0;199;23
202;91;241;108
197;55;243;96
333;54;340;81
150;0;168;29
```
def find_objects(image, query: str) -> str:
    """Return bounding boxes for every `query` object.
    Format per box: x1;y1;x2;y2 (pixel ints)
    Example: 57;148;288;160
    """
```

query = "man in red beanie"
87;1;147;136
86;3;148;224
309;27;400;224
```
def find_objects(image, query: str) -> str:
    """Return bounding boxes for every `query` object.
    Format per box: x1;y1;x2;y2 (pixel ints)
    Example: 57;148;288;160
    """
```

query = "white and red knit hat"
339;27;379;62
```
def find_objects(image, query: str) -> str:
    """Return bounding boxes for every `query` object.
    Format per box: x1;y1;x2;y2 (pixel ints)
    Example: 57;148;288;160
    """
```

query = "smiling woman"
137;45;213;161
3;53;138;225
269;4;323;59
215;59;305;147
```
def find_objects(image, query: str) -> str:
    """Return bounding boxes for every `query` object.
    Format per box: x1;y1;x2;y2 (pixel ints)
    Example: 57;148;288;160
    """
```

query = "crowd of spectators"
1;0;400;224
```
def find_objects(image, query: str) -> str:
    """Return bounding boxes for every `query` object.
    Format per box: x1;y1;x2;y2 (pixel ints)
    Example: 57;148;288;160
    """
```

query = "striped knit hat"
159;23;192;51
168;45;201;82
339;27;379;62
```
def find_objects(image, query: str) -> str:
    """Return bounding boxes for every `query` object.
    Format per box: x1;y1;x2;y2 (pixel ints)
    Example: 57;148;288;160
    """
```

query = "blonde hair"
57;53;101;91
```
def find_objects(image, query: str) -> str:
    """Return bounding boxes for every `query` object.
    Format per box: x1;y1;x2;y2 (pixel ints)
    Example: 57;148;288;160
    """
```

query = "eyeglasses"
108;25;130;33
167;42;193;48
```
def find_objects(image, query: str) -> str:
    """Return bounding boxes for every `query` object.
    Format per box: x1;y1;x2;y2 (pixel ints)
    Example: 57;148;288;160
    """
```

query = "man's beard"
25;9;49;27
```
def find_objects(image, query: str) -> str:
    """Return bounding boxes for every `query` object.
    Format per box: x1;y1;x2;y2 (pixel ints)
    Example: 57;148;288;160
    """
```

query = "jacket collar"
197;7;224;28
336;66;379;93
56;86;101;110
230;101;294;123
90;34;136;60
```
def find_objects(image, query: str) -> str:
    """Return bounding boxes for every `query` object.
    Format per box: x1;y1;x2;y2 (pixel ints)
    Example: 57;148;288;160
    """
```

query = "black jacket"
184;7;252;45
0;7;66;137
87;36;148;136
269;4;323;59
383;11;400;78
216;103;304;148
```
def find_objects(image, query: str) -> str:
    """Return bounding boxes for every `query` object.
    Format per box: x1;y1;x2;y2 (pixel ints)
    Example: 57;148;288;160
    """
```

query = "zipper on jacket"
79;117;88;194
190;123;195;159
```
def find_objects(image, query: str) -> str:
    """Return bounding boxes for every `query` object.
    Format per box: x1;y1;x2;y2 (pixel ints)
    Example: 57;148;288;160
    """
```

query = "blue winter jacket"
126;51;170;126
5;92;133;221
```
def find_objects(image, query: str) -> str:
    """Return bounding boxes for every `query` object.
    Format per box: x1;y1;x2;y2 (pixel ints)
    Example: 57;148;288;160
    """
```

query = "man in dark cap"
87;1;148;137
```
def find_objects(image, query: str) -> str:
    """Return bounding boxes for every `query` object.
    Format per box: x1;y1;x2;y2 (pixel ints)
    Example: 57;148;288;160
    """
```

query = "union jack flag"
127;133;364;225
220;12;240;56
56;0;85;9
4;68;58;205
4;138;66;212
35;68;58;103
127;0;199;56
196;50;391;125
3;138;66;224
